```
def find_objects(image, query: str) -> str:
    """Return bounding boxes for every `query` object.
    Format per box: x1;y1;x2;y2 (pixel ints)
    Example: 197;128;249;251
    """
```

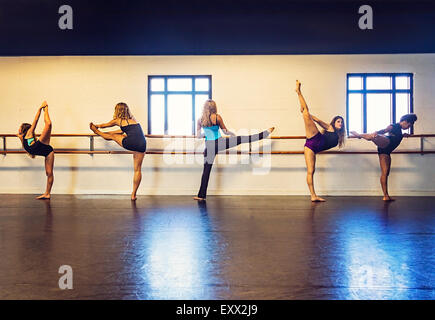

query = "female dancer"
295;80;346;202
90;102;146;201
17;101;54;199
350;113;417;201
194;99;274;201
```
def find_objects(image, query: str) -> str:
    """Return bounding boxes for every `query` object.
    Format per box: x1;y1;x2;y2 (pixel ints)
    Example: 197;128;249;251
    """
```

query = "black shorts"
122;136;147;153
377;138;401;155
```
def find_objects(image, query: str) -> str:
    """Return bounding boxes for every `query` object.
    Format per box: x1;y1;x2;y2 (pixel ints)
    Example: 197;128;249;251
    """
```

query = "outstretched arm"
107;129;124;134
376;125;393;135
95;119;118;128
217;115;235;136
311;115;333;131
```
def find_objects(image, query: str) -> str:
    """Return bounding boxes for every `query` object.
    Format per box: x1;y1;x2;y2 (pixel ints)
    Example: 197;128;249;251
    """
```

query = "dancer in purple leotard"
295;80;346;202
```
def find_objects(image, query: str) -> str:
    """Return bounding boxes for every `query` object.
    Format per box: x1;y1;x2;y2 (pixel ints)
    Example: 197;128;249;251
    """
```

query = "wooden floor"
0;195;434;300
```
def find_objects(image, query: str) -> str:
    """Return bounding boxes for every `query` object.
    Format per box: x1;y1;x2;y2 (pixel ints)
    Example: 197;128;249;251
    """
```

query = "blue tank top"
203;125;221;140
202;115;222;140
26;137;35;146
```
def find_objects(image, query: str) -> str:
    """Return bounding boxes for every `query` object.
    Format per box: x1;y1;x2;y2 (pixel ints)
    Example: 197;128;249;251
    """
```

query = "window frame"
346;73;414;135
147;75;212;135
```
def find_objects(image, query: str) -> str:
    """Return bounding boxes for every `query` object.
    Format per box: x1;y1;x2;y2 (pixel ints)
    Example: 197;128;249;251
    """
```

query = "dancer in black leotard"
90;102;147;200
350;113;417;201
193;99;275;201
17;101;54;200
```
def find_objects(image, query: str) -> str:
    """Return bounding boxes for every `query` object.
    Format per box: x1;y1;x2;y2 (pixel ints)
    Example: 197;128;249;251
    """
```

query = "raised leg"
378;154;394;201
131;152;145;201
194;128;273;201
90;123;125;147
219;128;273;151
351;131;390;149
295;82;319;139
36;151;54;200
38;107;52;145
302;109;320;139
304;147;325;202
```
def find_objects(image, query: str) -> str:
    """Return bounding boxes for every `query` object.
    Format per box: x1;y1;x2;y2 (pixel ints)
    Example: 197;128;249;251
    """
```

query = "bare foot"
295;80;304;112
193;196;206;201
311;196;326;202
40;101;48;109
90;122;98;134
383;196;395;201
295;80;301;94
36;194;50;200
267;127;275;134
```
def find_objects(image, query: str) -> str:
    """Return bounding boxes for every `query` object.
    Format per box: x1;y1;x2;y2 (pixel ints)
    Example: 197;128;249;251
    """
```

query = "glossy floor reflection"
0;195;434;300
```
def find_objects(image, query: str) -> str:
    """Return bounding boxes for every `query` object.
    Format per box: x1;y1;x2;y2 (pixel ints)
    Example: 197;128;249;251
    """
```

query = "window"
148;75;212;135
346;73;414;134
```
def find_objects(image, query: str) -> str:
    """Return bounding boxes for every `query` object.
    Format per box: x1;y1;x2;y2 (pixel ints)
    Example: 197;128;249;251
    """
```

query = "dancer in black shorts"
90;102;147;200
351;113;417;201
17;101;54;199
193;99;275;201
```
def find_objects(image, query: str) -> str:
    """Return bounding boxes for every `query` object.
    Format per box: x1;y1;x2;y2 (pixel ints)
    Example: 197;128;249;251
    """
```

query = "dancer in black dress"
351;113;417;201
90;103;146;200
17;101;54;199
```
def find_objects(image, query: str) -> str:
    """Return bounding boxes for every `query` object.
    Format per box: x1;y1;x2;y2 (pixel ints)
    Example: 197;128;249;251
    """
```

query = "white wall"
0;54;434;196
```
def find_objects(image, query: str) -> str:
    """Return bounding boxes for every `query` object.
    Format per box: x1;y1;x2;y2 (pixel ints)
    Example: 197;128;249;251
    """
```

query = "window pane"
167;78;192;91
195;78;209;91
396;93;410;123
195;95;210;132
396;76;410;90
167;95;193;135
348;77;363;90
367;94;391;133
348;93;363;133
366;77;392;90
150;94;165;134
150;78;165;91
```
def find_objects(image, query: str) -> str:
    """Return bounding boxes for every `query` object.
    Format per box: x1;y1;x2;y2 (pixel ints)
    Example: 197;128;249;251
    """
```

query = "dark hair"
20;123;32;137
400;113;417;124
330;116;346;148
20;123;33;147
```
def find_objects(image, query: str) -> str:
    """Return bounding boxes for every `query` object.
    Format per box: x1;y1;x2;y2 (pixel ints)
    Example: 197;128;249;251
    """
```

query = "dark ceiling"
1;0;434;55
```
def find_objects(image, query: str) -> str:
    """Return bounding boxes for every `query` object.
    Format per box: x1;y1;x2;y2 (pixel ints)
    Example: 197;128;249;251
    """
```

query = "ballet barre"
1;133;435;155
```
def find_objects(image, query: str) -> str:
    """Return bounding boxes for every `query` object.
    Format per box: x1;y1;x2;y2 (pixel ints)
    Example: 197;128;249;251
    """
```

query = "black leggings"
197;130;270;199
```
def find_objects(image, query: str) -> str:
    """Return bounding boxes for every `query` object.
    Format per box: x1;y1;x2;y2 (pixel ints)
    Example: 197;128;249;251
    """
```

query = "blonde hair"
113;102;133;120
200;99;218;127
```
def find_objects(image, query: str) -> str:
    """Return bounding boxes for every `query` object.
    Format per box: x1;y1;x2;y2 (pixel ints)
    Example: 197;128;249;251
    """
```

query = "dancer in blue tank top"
194;99;275;201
